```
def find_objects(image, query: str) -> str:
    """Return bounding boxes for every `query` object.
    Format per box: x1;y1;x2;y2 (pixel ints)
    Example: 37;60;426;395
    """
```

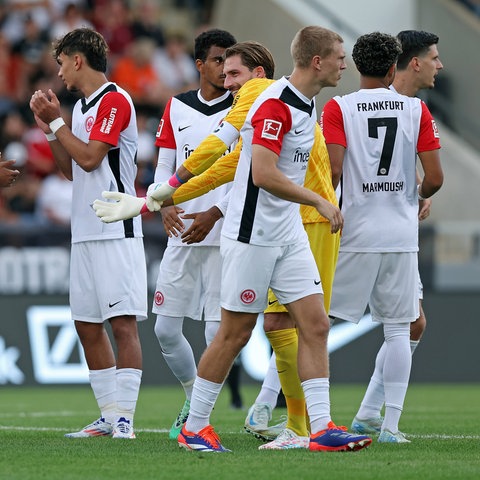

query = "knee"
263;312;292;333
410;307;427;341
154;316;179;346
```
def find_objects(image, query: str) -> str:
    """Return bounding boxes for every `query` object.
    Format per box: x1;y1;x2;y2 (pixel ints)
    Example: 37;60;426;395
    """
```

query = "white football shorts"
152;245;222;321
220;235;322;313
330;251;419;324
70;238;148;323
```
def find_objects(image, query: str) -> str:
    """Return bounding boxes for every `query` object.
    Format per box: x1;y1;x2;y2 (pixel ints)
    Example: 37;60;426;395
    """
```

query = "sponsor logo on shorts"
154;291;164;306
314;279;321;285
268;299;278;306
240;289;256;304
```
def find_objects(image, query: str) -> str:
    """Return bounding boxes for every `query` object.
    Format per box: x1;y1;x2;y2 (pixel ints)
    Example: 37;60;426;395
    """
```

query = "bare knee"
410;304;427;341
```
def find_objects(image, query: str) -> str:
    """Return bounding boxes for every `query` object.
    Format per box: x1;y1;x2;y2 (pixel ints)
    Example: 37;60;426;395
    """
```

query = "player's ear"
253;66;266;78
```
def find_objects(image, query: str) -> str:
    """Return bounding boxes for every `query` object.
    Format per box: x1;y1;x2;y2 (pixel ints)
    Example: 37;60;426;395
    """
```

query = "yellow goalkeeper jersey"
172;77;337;224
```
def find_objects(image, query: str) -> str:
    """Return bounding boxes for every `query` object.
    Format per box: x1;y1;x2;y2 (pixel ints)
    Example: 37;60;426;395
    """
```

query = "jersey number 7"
368;117;398;176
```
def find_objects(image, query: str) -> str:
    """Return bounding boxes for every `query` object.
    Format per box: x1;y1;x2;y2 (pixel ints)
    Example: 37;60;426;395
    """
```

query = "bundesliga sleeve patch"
156;119;164;138
431;119;439;138
261;119;282;140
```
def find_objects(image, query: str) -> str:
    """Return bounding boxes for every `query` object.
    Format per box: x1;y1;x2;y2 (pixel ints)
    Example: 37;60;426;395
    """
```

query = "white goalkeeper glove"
146;181;178;206
92;191;162;223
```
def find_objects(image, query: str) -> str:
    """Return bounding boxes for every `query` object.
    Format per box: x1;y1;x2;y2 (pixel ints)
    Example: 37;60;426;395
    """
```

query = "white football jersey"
155;89;234;246
323;88;440;252
222;76;315;247
70;82;142;243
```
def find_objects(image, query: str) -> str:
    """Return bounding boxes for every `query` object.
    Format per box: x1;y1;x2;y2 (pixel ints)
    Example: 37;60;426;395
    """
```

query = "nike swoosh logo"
178;125;191;132
294;129;304;134
268;299;278;305
314;280;321;285
108;300;122;308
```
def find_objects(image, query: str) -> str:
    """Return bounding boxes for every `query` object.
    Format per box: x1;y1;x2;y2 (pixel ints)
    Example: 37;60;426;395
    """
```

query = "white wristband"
417;184;427;201
45;132;56;142
49;117;66;135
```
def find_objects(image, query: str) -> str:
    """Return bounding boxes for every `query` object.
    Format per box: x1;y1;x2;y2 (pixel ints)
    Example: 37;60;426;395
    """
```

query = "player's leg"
410;272;427;348
109;314;142;439
352;255;419;439
179;309;258;451
66;239;147;439
104;238;147;439
372;253;417;443
179;238;273;452
152;246;204;438
248;224;340;446
287;293;371;452
154;314;196;438
273;240;371;452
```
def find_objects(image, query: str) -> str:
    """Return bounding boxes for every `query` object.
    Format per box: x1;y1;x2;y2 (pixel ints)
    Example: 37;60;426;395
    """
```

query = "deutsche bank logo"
241;313;380;381
27;306;88;384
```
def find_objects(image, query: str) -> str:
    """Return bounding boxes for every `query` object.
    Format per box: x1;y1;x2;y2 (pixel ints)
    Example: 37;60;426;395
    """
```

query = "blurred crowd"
0;0;213;229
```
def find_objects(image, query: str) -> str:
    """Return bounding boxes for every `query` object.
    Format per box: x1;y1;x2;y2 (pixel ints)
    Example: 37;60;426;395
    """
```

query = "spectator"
111;37;175;114
131;0;166;48
35;166;72;226
153;31;199;94
49;2;94;40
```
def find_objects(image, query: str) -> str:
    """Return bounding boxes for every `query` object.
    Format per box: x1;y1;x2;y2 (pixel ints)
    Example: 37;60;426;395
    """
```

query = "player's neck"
199;82;229;102
392;73;418;98
81;72;110;99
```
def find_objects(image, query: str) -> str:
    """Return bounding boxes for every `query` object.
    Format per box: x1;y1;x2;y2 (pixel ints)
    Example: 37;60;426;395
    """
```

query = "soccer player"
350;30;444;436
150;28;238;440
29;28;147;439
323;31;443;443
94;39;342;448
177;25;371;453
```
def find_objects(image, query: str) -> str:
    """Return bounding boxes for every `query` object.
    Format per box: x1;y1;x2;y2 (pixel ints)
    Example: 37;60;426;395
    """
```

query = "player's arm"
416;168;431;221
166;141;241;206
149;80;259;201
321;99;346;189
251;99;342;233
416;102;443;199
252;144;342;233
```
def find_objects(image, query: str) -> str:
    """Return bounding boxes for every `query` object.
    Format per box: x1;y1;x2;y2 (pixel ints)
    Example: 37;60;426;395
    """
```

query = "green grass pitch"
0;383;479;479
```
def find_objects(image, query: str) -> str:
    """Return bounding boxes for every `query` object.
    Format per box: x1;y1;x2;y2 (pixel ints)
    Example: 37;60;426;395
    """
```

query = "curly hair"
53;28;109;73
352;32;402;78
396;30;439;70
194;29;237;62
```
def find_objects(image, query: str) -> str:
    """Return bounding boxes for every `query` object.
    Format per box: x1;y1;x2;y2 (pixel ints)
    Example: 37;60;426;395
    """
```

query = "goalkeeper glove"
93;191;162;223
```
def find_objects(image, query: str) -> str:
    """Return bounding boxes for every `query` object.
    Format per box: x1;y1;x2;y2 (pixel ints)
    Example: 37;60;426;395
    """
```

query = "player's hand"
181;207;223;244
418;197;431;221
314;198;343;233
160;205;185;237
147;181;178;203
93;191;153;223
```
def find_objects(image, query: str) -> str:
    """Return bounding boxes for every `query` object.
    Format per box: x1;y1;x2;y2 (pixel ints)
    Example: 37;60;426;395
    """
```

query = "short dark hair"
224;41;275;79
396;30;439;70
194;29;236;62
352;32;402;78
53;28;108;73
